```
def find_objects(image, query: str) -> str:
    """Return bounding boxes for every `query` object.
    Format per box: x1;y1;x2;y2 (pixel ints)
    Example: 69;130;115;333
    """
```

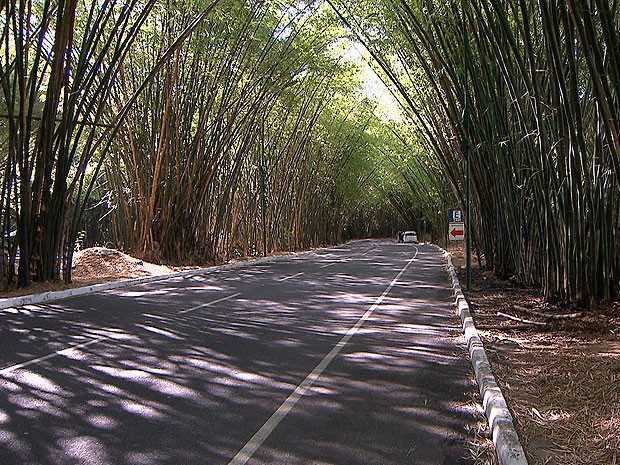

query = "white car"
400;231;418;244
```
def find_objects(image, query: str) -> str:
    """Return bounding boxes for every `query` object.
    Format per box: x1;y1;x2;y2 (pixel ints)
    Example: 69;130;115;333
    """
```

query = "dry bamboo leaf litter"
456;264;620;465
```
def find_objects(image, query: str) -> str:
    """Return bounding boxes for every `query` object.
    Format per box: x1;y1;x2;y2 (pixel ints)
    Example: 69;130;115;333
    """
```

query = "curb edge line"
0;240;360;310
435;244;529;465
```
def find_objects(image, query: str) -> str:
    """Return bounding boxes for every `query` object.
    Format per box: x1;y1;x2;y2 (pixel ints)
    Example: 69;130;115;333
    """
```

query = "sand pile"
72;247;171;281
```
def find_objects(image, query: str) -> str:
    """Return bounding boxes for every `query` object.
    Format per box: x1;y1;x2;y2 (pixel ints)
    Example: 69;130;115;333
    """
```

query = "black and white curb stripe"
441;248;529;465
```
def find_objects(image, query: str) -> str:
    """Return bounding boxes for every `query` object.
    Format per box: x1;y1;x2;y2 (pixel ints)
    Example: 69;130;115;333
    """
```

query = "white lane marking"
1;293;242;375
277;272;304;282
0;336;109;376
318;245;377;269
227;246;420;465
179;293;241;314
320;263;338;269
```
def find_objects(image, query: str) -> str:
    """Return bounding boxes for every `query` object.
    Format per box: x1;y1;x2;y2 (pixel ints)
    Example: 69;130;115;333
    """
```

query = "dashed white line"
0;336;109;376
277;272;304;282
179;292;241;314
1;292;242;375
320;263;338;269
227;246;419;465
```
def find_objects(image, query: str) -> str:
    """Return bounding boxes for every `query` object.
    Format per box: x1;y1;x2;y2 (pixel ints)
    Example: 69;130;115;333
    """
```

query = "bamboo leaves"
0;0;221;286
336;0;620;302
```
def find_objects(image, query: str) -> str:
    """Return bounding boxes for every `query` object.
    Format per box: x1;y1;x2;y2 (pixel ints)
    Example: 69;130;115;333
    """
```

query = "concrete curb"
437;246;529;465
0;242;352;311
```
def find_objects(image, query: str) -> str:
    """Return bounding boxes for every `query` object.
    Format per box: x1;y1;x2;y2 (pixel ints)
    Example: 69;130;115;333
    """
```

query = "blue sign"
448;209;463;223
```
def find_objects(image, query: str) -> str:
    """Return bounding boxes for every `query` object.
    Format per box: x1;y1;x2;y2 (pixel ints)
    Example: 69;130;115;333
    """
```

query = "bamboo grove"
2;0;618;305
103;2;393;263
333;0;620;303
1;0;445;288
0;0;225;286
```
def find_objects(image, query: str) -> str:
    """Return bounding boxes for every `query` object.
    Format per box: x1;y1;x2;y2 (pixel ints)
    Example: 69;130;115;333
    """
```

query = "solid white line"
179;292;241;314
361;247;376;256
227;246;419;465
0;336;109;376
277;272;304;282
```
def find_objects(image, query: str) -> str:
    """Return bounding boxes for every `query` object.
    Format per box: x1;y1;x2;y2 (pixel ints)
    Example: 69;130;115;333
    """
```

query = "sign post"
462;0;473;292
448;210;465;242
448;209;463;224
465;152;472;291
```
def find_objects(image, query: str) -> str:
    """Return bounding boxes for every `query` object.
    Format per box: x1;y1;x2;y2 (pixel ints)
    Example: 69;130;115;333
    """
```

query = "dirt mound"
72;247;171;282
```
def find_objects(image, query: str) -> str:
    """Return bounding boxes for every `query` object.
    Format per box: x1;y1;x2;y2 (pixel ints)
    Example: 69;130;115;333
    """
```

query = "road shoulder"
449;245;620;465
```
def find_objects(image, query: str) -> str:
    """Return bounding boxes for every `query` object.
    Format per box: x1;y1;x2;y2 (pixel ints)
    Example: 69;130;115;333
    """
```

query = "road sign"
448;209;463;223
449;222;465;241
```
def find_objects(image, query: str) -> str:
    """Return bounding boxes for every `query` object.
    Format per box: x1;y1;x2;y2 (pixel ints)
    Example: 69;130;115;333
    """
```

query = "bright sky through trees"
340;41;403;123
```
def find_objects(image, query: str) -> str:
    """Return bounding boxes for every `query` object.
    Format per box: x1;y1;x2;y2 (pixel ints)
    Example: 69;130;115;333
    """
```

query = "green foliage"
97;0;432;263
0;0;448;287
335;0;620;303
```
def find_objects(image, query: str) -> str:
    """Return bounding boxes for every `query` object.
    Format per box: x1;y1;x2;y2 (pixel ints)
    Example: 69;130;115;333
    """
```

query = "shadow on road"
0;244;480;465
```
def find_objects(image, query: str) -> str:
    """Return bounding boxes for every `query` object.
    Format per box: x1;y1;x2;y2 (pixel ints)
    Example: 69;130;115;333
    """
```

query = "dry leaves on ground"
463;268;620;465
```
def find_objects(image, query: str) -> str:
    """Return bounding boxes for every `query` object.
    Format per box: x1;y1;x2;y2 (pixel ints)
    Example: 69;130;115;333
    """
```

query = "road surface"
0;240;480;465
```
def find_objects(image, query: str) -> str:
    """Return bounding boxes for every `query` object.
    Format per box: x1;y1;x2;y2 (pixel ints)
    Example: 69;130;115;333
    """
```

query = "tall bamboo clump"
0;0;222;286
0;0;157;286
337;0;619;303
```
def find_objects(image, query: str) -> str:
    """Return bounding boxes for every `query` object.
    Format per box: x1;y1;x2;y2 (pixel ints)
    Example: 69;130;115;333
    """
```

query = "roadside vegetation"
0;0;449;289
332;0;620;305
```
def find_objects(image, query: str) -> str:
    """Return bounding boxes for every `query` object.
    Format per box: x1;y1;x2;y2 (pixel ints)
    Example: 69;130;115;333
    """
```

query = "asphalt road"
0;240;480;465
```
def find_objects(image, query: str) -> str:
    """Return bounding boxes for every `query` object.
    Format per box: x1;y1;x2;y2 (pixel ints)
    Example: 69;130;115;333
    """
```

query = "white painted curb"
0;242;354;311
438;246;529;465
